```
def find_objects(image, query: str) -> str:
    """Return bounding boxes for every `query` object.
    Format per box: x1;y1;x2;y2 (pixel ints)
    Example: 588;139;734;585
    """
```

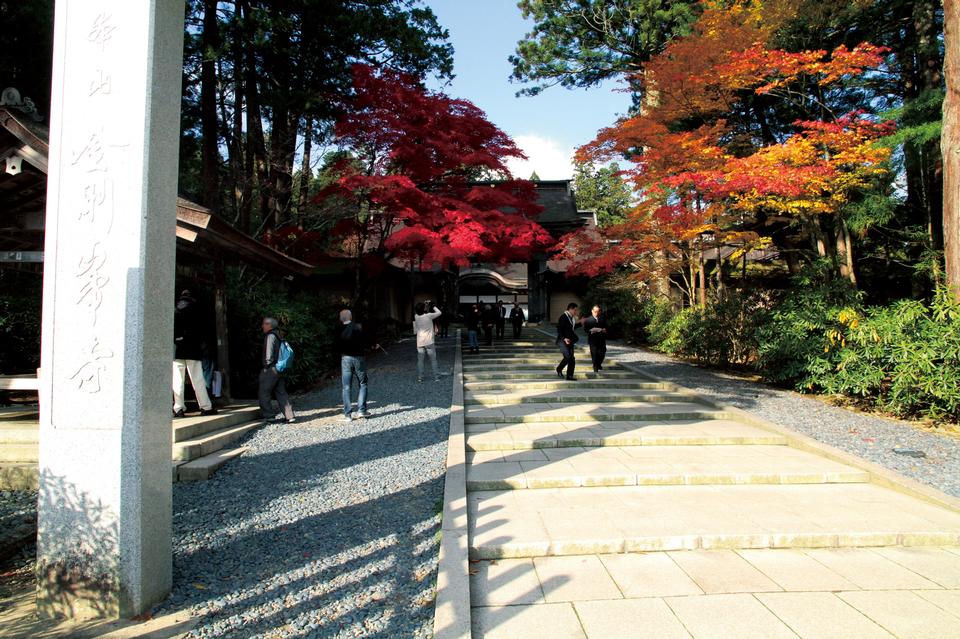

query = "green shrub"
816;287;960;420
755;265;862;386
0;270;42;375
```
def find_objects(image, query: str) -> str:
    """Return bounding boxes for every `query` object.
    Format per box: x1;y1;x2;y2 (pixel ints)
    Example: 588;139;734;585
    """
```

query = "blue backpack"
276;339;294;372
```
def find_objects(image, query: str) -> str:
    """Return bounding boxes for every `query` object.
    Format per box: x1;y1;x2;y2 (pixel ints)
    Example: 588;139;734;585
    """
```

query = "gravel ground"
603;340;960;498
157;337;455;638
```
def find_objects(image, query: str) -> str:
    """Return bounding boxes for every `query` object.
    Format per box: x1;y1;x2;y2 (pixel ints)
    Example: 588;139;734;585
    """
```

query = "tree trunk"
835;219;858;287
697;244;706;307
200;0;220;209
242;2;269;231
944;0;960;300
297;118;313;218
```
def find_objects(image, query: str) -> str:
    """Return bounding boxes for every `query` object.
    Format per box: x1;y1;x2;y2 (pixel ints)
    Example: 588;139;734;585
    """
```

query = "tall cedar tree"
309;65;553;295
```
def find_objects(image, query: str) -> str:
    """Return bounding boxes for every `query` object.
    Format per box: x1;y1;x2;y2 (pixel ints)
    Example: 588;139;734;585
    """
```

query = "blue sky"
425;0;629;180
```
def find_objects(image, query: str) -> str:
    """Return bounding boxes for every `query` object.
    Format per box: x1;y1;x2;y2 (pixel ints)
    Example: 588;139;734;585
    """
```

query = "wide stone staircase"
461;338;960;638
0;404;263;489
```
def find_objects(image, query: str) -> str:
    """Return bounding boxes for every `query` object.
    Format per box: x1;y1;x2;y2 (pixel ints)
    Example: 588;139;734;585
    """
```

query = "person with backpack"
334;308;371;421
258;316;295;423
172;290;216;418
413;302;443;383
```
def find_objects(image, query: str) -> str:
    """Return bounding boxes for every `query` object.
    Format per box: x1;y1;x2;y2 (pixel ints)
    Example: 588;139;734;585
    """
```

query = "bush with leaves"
584;275;656;343
754;265;863;387
0;270;42;376
815;288;960;421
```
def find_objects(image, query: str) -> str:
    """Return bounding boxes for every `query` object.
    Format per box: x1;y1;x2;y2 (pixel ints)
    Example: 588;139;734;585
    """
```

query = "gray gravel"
157;337;455;638
0;490;36;534
603;340;960;498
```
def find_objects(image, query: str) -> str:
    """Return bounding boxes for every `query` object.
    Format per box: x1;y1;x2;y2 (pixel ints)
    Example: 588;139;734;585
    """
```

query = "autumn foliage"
311;64;553;269
562;1;894;295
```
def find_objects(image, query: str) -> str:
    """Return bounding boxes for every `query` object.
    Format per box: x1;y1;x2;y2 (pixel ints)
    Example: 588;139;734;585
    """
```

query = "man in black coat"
582;304;609;372
172;290;216;417
495;300;506;338
481;304;497;346
555;302;580;380
509;303;525;339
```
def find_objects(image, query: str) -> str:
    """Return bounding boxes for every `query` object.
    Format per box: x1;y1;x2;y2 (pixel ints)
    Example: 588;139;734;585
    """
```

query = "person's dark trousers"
589;339;607;372
484;326;493;345
496;319;505;338
259;366;294;421
512;323;522;339
557;343;576;379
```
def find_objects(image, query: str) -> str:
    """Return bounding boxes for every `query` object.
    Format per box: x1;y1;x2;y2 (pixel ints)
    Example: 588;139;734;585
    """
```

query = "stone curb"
432;329;472;639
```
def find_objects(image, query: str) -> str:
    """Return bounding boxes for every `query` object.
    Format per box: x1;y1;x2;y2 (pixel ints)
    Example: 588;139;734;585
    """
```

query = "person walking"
172;290;217;418
414;302;443;382
555;302;580;381
482;303;496;346
258;316;295;423
335;309;370;421
465;304;481;354
438;307;451;338
509;303;525;339
495;300;506;339
582;304;609;372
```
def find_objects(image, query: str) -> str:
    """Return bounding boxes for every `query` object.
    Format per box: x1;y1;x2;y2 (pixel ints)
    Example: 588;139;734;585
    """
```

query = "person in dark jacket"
334;309;371;421
495;300;506;338
509;303;525;339
258;316;295;423
482;304;497;346
465;304;481;354
582;304;609;372
555;302;580;380
172;290;216;418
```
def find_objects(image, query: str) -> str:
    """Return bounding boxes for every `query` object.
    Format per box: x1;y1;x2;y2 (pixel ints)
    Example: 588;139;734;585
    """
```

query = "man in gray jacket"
258;317;295;423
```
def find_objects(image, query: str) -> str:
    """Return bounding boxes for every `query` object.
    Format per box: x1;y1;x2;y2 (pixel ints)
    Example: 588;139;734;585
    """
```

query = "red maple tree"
313;64;553;275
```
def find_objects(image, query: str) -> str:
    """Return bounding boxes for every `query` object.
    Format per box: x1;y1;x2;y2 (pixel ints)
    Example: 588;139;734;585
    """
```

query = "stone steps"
0;406;39;421
465;402;723;425
464;389;692;406
464;370;641;381
172;404;261;442
0;442;38;463
172;420;262;462
465;445;869;490
0;422;40;444
176;446;249;481
467;483;960;559
464;380;670;391
465;420;789;450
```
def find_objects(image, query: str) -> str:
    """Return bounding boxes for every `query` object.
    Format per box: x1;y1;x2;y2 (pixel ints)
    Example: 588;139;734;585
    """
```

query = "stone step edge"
468;531;960;560
464;410;728;425
172;419;263;462
172;405;261;442
466;469;870;490
463;393;697;406
0;443;39;463
465;435;790;451
177;446;249;481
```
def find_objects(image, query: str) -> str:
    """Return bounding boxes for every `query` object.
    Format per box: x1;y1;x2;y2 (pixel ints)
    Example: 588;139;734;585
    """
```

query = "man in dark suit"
482;304;497;346
582;304;609;372
509;303;525;339
555;302;580;380
495;300;506;338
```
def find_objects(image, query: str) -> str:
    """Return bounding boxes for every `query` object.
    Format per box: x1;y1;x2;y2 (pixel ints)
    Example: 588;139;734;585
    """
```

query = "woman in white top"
413;302;443;382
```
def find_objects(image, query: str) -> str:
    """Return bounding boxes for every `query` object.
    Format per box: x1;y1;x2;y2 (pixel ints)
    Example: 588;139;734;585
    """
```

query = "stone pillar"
37;0;185;619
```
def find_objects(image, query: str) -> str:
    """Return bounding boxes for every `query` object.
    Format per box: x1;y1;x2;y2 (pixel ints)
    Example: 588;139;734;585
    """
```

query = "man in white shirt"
413;302;443;382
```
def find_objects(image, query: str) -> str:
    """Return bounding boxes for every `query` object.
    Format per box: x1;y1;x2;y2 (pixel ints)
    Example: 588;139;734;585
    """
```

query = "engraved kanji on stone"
71;132;106;172
88;13;116;51
76;242;109;321
88;69;112;97
79;178;112;226
70;337;114;394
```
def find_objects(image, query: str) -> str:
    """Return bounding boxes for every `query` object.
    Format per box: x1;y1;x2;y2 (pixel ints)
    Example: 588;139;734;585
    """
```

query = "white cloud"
506;134;575;181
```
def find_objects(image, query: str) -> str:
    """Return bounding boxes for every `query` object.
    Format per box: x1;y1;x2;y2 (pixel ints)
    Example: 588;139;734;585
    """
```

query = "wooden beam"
213;259;232;401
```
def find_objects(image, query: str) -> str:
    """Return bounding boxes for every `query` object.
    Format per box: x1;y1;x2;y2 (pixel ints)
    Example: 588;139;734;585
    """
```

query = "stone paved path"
461;338;960;638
